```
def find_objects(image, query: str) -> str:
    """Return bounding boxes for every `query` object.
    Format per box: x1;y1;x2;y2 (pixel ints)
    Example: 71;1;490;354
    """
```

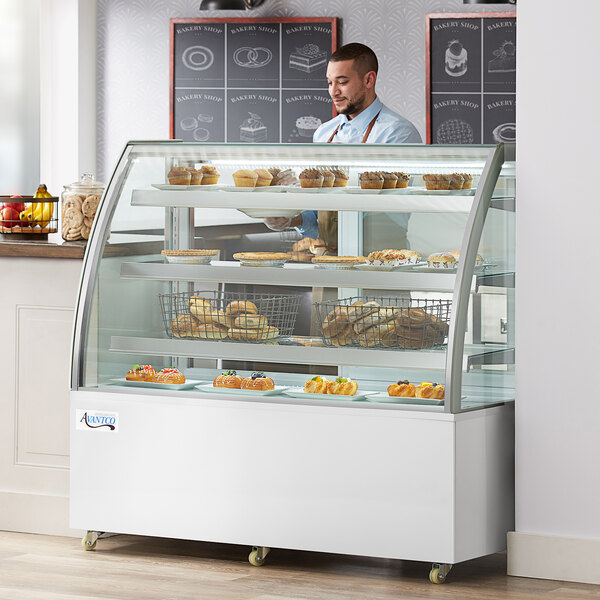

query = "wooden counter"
0;233;86;259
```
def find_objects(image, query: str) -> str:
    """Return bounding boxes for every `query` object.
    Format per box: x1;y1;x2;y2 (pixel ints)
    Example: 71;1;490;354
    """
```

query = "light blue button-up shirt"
297;98;422;240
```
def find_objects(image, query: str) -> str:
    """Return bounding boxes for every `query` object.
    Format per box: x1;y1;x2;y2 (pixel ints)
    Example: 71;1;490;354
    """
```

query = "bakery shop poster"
170;18;337;143
426;13;516;144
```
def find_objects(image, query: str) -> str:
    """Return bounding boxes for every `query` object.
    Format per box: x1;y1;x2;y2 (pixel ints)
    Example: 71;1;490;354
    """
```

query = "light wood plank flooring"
1;531;599;600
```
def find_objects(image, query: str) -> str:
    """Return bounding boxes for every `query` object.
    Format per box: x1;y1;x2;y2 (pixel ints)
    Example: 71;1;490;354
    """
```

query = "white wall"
510;0;600;584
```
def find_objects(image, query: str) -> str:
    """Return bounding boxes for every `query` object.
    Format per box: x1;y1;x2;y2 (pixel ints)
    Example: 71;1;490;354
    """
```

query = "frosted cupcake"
299;168;324;188
233;169;258;187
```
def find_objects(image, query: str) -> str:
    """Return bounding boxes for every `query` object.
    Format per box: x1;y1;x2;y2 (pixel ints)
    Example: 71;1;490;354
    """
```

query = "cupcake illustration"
445;40;468;77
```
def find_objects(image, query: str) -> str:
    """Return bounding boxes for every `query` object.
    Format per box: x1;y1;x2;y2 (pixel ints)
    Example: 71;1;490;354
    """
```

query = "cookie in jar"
61;173;105;241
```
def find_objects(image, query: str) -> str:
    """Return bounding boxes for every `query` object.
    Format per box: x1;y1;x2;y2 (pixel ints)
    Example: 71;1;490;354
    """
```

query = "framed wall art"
170;17;338;144
426;12;516;144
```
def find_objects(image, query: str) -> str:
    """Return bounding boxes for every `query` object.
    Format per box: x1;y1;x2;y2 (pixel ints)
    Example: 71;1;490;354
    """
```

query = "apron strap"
327;111;381;144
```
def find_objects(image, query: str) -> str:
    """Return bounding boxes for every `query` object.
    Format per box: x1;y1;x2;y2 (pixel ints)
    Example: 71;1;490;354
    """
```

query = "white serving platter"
151;184;219;191
237;208;300;219
112;378;204;391
283;387;376;401
195;383;288;396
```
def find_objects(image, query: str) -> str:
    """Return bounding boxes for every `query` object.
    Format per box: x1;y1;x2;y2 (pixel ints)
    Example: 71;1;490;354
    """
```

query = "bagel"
225;300;258;316
233;314;268;329
228;326;278;341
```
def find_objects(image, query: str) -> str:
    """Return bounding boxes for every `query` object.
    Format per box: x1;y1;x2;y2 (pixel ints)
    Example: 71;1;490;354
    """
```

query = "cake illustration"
435;119;474;144
488;40;516;73
240;112;267;142
289;43;328;73
445;40;467;77
296;116;322;138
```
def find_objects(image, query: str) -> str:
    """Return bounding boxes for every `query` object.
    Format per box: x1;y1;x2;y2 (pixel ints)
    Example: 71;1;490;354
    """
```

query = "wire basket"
0;196;59;235
160;290;301;343
314;296;451;349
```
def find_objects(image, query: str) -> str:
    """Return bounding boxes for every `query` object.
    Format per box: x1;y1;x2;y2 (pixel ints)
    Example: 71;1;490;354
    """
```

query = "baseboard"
0;491;81;537
508;531;600;584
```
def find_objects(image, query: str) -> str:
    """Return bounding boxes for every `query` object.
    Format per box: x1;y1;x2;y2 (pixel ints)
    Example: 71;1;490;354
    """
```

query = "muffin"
436;174;451;190
167;167;191;185
233;169;258;187
359;171;384;190
381;172;398;189
200;165;220;185
393;172;410;188
254;168;273;187
461;173;473;189
427;252;457;269
449;173;464;190
400;249;421;264
185;167;203;185
320;170;335;188
449;251;484;267
422;174;438;190
299;168;324;188
330;169;349;187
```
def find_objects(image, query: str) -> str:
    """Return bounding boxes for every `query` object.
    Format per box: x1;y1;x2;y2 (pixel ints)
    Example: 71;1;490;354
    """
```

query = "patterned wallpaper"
97;0;513;179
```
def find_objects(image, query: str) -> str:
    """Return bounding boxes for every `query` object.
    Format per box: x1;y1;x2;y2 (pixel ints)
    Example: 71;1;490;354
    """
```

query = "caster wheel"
81;531;99;551
429;567;442;584
248;550;264;567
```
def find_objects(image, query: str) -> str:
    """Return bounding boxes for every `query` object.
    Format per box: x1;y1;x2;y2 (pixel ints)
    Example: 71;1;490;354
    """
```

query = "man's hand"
264;217;292;231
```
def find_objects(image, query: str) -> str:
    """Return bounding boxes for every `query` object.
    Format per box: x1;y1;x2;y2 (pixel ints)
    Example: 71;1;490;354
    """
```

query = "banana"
32;184;54;225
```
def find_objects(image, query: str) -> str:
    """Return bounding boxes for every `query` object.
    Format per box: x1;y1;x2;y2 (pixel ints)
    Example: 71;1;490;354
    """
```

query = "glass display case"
70;141;515;584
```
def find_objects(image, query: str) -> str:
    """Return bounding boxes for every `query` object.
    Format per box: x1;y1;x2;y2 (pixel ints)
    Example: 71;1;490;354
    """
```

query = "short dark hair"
329;43;378;76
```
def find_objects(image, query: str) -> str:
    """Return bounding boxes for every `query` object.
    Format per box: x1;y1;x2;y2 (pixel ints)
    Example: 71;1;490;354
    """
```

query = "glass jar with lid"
61;173;105;241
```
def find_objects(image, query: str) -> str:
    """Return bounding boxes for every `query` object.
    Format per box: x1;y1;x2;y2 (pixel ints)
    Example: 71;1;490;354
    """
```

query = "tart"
426;252;457;269
241;371;275;391
161;249;219;264
200;165;220;185
359;171;384;189
380;172;398;189
167;167;191;185
213;370;243;389
233;169;258;187
254;168;273;187
311;255;366;269
233;251;291;267
299;168;324;188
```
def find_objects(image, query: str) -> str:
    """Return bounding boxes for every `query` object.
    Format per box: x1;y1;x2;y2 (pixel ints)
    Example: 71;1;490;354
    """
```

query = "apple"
4;195;26;214
0;205;21;228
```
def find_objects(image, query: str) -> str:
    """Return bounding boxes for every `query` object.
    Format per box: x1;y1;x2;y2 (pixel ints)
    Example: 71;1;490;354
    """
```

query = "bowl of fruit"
0;185;58;237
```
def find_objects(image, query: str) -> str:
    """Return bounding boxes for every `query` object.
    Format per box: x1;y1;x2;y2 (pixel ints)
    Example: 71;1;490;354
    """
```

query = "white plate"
414;262;492;274
379;188;413;194
258;185;290;192
283;387;376;401
219;185;258;192
286;187;339;193
342;186;382;194
163;255;215;265
235;258;289;268
195;383;288;396
365;393;444;406
313;263;361;270
112;378;204;391
355;262;422;272
151;184;219;191
237;208;300;219
411;187;476;195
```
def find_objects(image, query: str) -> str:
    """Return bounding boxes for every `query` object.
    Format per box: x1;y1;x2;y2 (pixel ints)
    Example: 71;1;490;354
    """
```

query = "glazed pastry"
380;172;398;189
185;168;203;185
326;377;358;396
167;167;191;185
126;364;157;382
359;171;384;189
233;314;268;329
387;380;416;397
233;169;258;187
200;165;220;184
228;326;279;341
319;170;335;188
224;300;259;316
448;251;484;267
304;376;330;394
392;172;410;188
427;252;457;269
254;168;273;187
155;368;185;384
299;168;324;188
241;371;275;391
213;370;243;389
330;168;349;187
415;382;445;399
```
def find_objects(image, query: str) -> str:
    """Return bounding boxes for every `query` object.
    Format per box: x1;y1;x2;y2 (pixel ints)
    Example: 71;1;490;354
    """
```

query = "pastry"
185;168;203;185
200;165;220;184
460;173;473;189
170;314;200;338
224;300;258;316
155;368;186;385
292;237;320;253
233;251;291;266
331;169;349;187
241;371;275;391
367;249;408;266
392;172;410;188
448;251;484;267
427;252;457;269
319;170;335;188
448;173;464;190
399;249;420;264
162;249;218;258
228;326;279;341
254;168;273;187
416;382;445;400
167;167;191;185
126;364;157;382
387;380;416;397
353;307;397;334
213;370;242;389
299;168;324;188
233;314;268;329
326;377;358;396
232;169;258;187
380;172;398;189
304;376;330;394
436;175;451;190
359;171;384;189
192;322;229;339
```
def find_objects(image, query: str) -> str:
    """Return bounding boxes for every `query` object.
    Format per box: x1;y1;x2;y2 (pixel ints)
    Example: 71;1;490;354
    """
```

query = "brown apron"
317;112;381;253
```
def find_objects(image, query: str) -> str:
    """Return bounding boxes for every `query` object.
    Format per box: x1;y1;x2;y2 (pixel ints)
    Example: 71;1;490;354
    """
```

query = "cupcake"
299;168;324;188
449;173;464;190
331;169;349;187
254;168;273;187
200;165;220;185
449;251;484;267
393;172;410;188
436;175;451;190
422;174;438;190
359;171;384;190
233;169;258;187
168;167;191;185
461;173;473;189
427;252;457;269
381;172;398;189
320;170;335;188
185;167;203;185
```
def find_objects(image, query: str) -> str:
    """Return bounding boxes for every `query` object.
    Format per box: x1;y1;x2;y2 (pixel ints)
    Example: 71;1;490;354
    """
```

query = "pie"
311;256;366;264
161;249;219;256
233;252;291;260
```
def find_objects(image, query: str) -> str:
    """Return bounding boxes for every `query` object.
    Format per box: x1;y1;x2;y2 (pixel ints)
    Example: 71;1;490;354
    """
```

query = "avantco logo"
76;410;119;432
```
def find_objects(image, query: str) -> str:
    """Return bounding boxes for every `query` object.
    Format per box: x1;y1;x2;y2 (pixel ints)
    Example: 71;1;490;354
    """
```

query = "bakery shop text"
433;99;479;110
285;25;331;35
230;25;277;35
176;94;223;103
176;25;223;35
230;94;277;103
433;21;479;32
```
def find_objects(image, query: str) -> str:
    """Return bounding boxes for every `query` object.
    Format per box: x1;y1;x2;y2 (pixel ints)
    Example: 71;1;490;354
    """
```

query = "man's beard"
336;92;366;117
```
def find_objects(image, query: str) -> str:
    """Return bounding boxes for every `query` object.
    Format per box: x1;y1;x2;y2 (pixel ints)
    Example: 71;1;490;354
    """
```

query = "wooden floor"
1;531;599;600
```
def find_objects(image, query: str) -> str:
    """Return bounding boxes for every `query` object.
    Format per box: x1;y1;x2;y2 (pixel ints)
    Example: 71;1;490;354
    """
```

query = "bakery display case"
70;141;515;583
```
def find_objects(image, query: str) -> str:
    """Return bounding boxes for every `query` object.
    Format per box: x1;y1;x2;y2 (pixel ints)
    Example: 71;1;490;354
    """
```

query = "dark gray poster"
227;23;280;89
431;94;481;144
282;23;332;89
174;24;225;88
174;90;225;142
227;90;280;143
430;19;482;93
483;18;516;92
282;91;332;143
483;94;515;144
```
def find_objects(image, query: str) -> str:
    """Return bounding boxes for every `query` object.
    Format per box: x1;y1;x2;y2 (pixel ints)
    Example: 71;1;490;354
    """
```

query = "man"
266;43;421;249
